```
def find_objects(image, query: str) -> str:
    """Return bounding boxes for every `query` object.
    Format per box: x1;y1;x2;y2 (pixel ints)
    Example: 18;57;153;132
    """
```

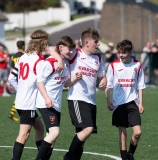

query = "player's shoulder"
110;58;120;64
13;52;23;58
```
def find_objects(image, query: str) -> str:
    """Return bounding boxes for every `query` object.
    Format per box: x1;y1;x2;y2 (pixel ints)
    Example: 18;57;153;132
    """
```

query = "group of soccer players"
8;28;145;160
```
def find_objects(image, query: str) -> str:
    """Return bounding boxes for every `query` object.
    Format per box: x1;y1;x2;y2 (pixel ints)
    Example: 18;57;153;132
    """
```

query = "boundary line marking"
0;146;121;160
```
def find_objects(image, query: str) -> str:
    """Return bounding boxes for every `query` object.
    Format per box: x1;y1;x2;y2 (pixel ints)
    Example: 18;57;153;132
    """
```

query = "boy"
35;36;82;160
8;30;48;160
106;39;146;160
63;28;106;160
8;40;25;121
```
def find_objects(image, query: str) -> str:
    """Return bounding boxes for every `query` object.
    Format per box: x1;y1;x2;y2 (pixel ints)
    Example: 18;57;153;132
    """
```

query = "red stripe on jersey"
46;57;57;76
69;50;78;64
110;59;120;75
33;54;44;75
93;54;101;63
134;59;142;80
76;48;82;52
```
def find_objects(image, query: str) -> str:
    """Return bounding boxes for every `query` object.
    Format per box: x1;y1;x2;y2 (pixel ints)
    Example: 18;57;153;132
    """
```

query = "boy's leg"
35;109;60;160
8;101;19;121
12;124;32;160
64;127;93;160
128;125;141;160
118;127;128;160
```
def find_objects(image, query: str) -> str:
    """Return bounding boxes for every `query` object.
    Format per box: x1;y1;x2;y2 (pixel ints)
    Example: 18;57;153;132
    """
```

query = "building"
0;11;8;44
66;0;105;14
99;0;158;51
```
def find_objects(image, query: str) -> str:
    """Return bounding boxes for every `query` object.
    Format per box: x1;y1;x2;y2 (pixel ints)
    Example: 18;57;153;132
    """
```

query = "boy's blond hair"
81;28;100;46
26;29;49;54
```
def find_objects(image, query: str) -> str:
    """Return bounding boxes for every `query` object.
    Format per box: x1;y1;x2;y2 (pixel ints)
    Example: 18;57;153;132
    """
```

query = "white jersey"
106;58;146;109
8;52;44;110
67;48;105;105
36;56;70;112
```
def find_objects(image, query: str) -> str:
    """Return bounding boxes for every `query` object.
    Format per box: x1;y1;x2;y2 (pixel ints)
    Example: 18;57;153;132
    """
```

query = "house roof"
0;11;8;21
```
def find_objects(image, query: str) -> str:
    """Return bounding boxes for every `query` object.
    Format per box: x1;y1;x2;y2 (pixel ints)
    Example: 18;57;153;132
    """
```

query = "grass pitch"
0;88;158;160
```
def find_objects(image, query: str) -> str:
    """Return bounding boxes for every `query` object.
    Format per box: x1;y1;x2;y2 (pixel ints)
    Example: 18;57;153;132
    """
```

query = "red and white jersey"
8;52;44;110
36;56;70;112
106;58;146;109
67;48;105;105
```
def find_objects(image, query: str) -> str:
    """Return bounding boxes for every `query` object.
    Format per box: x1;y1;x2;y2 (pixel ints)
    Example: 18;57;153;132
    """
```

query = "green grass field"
0;88;158;160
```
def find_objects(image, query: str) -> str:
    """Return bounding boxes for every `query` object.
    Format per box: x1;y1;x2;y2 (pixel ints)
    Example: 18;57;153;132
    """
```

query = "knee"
18;132;30;143
134;130;142;138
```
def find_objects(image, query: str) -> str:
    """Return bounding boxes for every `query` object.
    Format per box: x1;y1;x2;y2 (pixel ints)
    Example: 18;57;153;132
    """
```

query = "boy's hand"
75;72;82;80
138;104;144;114
107;100;114;111
99;77;106;90
45;97;53;108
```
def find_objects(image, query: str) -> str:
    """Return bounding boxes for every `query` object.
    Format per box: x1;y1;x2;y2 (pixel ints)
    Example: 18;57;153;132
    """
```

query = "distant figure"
140;41;152;84
0;43;10;96
104;42;118;72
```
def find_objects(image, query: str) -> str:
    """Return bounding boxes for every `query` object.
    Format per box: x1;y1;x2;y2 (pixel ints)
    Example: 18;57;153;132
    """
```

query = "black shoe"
63;152;75;160
128;152;135;160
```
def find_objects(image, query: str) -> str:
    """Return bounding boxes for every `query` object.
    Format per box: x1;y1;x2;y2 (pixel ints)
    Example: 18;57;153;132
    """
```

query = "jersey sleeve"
8;62;19;91
98;57;106;78
137;65;146;90
106;64;114;88
10;56;15;68
37;60;56;83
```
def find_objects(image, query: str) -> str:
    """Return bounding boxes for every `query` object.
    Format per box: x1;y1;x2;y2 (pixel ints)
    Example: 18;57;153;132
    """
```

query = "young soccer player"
61;28;106;160
8;40;25;121
105;39;146;160
8;29;49;160
35;36;82;160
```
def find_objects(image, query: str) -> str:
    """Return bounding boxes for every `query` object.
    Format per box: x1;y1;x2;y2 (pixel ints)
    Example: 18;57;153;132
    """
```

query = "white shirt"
67;48;105;105
36;56;70;112
106;58;146;109
8;52;44;110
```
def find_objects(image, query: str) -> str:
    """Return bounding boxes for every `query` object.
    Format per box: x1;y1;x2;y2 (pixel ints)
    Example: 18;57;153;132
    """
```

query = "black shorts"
68;100;97;133
112;101;141;128
39;108;61;131
17;109;38;125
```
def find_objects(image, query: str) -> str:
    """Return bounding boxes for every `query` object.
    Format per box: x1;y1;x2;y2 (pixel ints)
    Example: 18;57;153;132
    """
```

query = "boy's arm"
138;89;144;114
36;82;53;108
36;60;54;108
49;46;64;73
65;72;82;88
105;88;114;111
8;70;18;91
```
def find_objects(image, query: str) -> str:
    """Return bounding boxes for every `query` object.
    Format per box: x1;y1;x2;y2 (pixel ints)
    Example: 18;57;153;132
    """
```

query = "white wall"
0;22;5;44
4;1;70;28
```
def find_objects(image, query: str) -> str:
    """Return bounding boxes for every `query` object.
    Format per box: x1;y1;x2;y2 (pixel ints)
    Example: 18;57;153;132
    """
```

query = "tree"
2;0;61;13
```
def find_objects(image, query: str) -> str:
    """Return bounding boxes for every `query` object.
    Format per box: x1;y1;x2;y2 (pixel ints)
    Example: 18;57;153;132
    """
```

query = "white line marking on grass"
0;146;121;160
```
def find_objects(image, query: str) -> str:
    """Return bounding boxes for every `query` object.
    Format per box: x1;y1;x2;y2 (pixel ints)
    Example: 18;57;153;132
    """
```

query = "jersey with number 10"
8;52;44;110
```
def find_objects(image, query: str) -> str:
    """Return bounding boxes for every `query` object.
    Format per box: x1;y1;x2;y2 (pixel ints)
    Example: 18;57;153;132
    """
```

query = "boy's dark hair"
81;28;100;46
17;40;25;49
55;36;76;53
117;39;133;52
